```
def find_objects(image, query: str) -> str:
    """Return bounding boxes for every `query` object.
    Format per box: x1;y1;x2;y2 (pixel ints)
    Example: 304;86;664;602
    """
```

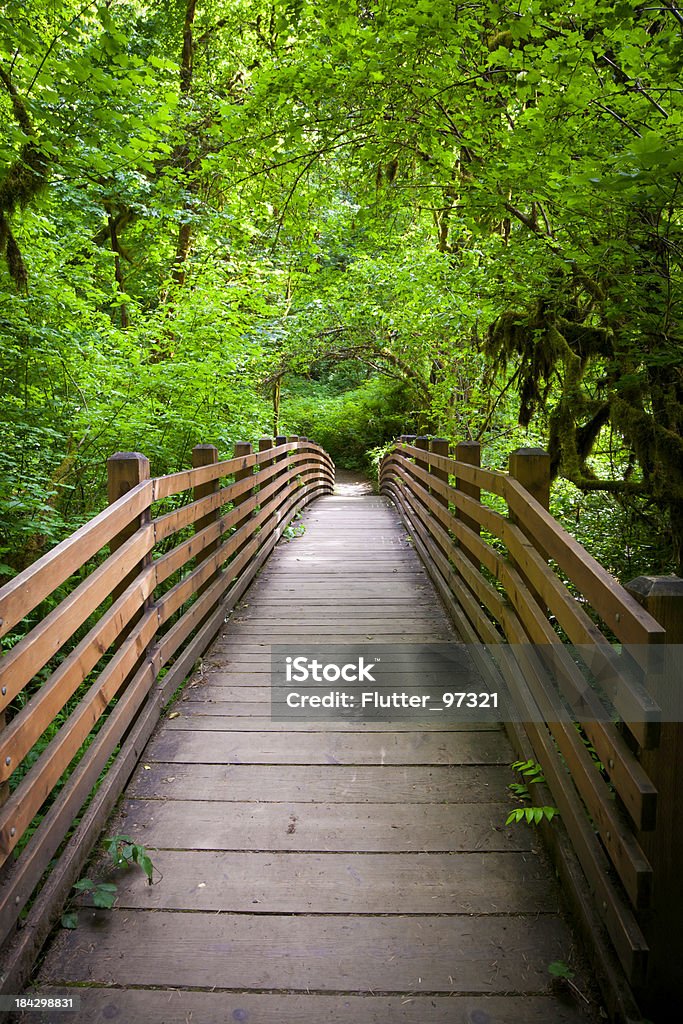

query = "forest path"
27;492;593;1023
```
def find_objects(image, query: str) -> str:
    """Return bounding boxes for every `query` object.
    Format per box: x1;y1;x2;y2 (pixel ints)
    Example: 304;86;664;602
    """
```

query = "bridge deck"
29;486;592;1022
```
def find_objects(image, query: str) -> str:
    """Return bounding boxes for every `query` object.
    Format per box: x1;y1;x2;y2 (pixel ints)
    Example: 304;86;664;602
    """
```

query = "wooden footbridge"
0;437;679;1023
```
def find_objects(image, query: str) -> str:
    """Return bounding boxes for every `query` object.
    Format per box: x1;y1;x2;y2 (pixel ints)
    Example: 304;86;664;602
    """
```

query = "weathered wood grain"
99;849;559;914
27;487;593;1023
38;910;574;993
19;989;589;1024
167;708;501;731
126;762;514;803
115;797;535;852
144;729;511;765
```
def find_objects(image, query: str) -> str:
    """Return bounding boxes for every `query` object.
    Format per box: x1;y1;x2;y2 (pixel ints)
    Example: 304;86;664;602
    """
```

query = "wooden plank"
126;763;513;803
0;480;153;639
226;622;453;635
118;797;534;852
108;850;559;914
144;730;511;765
230;614;444;625
37;909;575;993
218;633;457;643
167;709;501;731
183;683;484;703
14;989;594;1024
234;610;440;621
249;587;434;597
248;596;424;604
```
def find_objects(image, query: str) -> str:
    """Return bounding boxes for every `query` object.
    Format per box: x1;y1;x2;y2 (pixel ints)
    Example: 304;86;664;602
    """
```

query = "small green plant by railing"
506;759;559;827
61;834;155;929
283;512;306;541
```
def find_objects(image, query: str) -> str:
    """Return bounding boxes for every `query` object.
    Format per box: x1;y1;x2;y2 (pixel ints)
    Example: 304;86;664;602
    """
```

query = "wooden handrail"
0;482;154;639
390;444;665;644
0;438;334;986
380;436;667;1002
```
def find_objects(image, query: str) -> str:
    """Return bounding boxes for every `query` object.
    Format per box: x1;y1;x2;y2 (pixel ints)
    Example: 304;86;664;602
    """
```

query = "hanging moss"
485;284;683;511
612;396;683;498
0;71;49;289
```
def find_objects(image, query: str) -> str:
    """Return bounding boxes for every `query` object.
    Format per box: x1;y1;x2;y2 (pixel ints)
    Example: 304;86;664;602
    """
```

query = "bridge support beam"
625;574;683;1018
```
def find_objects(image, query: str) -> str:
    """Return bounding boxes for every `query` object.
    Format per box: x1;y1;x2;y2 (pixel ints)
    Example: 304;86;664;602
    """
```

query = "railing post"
286;435;300;489
106;452;153;699
106;452;152;604
508;447;551;511
414;436;430;488
233;442;253;525
508;446;551;603
429;438;450;509
455;440;481;569
192;444;219;594
273;434;288;496
625;575;683;1016
258;437;274;469
258;437;275;503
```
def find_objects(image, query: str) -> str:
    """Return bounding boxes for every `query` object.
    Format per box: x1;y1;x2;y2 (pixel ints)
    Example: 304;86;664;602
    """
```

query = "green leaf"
140;855;154;882
548;960;575;980
92;884;118;909
61;911;79;929
73;878;95;892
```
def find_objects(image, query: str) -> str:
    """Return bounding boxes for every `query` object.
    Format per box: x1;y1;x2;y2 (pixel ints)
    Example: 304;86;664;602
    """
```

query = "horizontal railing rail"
380;436;668;1020
0;436;334;993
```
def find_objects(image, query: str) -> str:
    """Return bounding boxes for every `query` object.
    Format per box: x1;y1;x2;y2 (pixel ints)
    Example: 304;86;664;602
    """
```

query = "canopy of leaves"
1;0;681;575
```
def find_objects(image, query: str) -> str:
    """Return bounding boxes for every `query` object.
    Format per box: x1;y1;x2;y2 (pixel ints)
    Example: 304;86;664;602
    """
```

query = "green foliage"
283;376;415;470
105;833;154;883
506;805;558;826
71;878;118;910
282;512;306;541
548;960;575;981
0;0;680;575
506;760;559;827
61;833;154;928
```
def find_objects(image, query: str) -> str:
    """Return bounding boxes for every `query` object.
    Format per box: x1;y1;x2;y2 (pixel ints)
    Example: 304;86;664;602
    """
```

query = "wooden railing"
380;436;670;1021
0;436;334;993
